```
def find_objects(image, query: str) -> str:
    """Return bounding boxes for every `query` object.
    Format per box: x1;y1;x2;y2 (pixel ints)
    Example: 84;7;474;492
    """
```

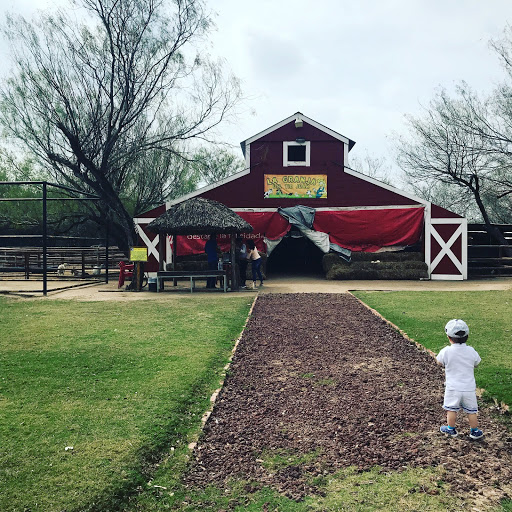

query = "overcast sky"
2;0;512;177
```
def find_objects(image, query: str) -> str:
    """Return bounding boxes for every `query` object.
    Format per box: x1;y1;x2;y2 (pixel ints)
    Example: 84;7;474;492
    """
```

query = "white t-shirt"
436;343;481;391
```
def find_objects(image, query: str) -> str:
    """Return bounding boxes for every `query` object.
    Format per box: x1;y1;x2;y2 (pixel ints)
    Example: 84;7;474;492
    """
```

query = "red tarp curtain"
174;211;290;256
314;207;425;252
173;207;424;256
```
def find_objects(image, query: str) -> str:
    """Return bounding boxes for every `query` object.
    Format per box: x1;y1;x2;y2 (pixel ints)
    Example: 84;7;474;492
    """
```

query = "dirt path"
2;275;512;300
185;293;512;508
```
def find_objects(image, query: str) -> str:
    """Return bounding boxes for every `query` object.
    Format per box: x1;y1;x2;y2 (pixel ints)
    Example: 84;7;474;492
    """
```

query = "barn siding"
200;120;419;209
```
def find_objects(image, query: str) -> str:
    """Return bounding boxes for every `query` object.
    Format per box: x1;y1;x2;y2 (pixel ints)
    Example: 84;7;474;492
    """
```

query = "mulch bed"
185;293;512;507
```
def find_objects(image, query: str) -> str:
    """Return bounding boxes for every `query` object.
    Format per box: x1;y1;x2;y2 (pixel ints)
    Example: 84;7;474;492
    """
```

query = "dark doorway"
266;231;324;276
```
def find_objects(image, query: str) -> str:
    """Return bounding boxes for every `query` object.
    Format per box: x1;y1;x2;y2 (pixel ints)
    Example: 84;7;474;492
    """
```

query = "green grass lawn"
2;291;512;512
0;295;253;512
352;290;512;407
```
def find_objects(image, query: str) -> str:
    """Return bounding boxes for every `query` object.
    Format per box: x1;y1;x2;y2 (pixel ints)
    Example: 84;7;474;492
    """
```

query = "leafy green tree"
0;0;241;253
189;147;245;186
0;153;44;234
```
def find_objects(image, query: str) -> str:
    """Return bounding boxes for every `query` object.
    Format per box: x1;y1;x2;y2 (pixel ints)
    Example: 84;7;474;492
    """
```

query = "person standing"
246;239;263;288
437;319;483;439
204;233;219;289
236;237;248;288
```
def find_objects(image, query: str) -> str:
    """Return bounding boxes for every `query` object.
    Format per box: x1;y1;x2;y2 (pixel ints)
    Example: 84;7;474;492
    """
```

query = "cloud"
245;30;308;84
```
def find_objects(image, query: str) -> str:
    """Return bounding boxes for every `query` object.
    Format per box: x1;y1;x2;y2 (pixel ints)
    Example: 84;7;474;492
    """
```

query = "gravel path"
186;293;512;508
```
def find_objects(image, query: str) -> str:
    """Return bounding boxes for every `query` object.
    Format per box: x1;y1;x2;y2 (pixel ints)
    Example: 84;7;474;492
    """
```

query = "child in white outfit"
436;319;483;439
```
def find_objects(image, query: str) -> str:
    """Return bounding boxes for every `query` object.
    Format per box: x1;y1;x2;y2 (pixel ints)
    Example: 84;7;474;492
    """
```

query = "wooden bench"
156;270;227;292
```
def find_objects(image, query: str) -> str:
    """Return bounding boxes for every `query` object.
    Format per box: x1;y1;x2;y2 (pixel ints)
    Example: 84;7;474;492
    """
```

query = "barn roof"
240;112;356;156
146;197;253;235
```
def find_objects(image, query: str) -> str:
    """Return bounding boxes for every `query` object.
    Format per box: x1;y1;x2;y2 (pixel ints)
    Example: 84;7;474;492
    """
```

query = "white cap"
445;319;469;338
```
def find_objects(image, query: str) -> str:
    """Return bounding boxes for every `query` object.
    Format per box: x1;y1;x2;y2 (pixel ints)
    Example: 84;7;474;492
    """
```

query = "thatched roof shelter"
147;197;253;235
146;197;252;290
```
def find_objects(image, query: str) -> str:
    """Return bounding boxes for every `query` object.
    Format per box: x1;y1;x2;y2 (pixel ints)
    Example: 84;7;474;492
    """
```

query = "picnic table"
156;270;228;292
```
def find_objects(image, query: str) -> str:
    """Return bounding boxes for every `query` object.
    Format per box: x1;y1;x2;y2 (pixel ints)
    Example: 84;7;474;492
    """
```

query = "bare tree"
350;151;393;186
396;87;511;248
0;0;242;253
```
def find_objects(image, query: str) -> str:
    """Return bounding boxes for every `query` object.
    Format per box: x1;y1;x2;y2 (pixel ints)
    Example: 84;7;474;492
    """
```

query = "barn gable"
169;112;428;210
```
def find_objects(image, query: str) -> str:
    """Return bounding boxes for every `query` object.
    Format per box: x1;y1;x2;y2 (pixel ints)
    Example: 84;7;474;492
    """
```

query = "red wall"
200;120;419;208
431;204;462;219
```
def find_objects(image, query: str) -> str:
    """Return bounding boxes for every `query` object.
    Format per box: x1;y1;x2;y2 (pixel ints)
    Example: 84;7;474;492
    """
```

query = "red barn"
135;112;467;280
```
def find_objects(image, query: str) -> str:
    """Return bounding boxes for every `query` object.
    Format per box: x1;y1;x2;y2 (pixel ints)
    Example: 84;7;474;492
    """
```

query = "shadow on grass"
78;377;215;512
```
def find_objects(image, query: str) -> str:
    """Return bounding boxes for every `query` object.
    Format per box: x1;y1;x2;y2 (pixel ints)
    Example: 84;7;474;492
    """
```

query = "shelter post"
158;233;166;291
158;233;166;271
172;233;178;286
230;234;237;291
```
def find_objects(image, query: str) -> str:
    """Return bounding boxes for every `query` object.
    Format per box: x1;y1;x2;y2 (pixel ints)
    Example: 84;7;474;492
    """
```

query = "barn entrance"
266;230;325;276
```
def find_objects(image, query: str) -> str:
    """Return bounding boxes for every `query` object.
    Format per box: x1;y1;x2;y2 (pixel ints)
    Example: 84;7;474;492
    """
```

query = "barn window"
283;141;311;166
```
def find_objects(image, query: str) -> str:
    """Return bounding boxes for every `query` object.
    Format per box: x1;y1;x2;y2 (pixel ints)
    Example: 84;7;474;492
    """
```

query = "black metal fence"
468;223;512;277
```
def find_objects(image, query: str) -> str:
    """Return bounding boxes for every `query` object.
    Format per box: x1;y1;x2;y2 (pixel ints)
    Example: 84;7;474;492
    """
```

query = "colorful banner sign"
264;174;327;199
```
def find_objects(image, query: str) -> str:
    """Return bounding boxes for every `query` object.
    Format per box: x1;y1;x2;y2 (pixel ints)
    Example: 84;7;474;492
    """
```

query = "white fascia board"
243;113;298;145
245;143;251;170
232;205;425;213
344;167;428;206
314;205;424;211
424;202;432;275
300;115;352;146
243;112;352;146
165;168;251;207
431;217;466;224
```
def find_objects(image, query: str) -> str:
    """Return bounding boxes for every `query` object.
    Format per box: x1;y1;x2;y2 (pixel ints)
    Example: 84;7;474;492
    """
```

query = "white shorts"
443;389;478;414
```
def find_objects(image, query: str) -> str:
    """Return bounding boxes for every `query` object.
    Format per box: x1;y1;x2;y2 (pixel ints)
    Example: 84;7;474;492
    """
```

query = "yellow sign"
130;247;148;262
264;174;327;199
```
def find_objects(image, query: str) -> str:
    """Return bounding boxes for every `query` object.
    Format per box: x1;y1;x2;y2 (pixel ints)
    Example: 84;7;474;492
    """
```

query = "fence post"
42;182;47;296
105;224;109;284
24;253;29;280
